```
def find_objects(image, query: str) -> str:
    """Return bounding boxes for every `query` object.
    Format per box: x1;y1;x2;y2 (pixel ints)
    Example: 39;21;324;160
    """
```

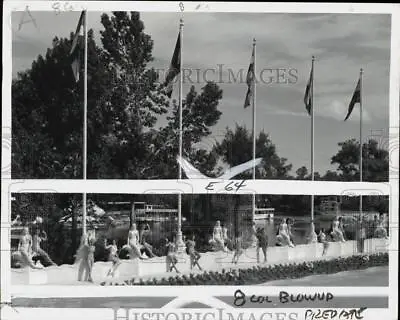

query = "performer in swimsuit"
76;234;90;281
306;222;318;244
166;237;180;273
32;227;57;266
222;224;229;251
277;220;294;247
231;236;243;264
105;239;121;277
318;228;329;256
123;224;144;259
374;213;388;239
76;230;96;282
286;218;296;246
185;235;202;271
139;224;156;258
211;220;225;251
87;231;96;282
18;227;42;269
251;221;258;246
338;217;346;240
331;217;345;242
256;227;268;263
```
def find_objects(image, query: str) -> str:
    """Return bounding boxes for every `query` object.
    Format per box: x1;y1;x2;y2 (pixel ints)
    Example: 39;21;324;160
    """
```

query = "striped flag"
164;32;181;98
69;11;85;82
244;46;255;108
344;78;361;121
304;63;313;115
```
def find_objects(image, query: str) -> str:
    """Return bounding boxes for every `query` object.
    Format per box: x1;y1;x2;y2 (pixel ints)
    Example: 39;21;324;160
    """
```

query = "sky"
11;11;391;175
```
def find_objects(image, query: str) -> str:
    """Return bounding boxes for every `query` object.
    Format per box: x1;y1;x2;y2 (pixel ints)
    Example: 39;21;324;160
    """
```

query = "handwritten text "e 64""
205;180;247;192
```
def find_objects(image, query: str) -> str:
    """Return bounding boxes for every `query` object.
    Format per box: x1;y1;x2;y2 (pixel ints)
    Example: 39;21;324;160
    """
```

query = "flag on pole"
244;46;255;108
70;11;85;82
344;78;361;121
165;32;181;98
304;63;313;115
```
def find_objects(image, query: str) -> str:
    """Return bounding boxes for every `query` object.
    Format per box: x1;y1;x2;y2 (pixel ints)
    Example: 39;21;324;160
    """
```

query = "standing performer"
166;237;180;273
87;230;96;282
231;236;244;265
338;217;346;240
287;218;296;246
76;233;92;282
318;228;329;256
256;227;268;263
18;227;42;269
185;235;202;271
104;239;121;277
32;227;57;266
356;216;367;253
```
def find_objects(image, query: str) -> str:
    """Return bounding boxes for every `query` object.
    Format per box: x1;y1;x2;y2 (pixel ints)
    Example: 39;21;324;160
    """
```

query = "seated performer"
18;226;42;269
276;219;294;247
185;234;202;271
104;239;121;277
209;220;225;251
306;222;318;244
222;224;229;249
139;224;156;258
374;214;388;239
123;224;144;260
31;227;57;266
165;237;180;273
331;217;346;242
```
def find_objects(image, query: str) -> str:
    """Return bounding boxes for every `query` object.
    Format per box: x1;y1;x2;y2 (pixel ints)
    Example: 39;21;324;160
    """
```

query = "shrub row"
101;252;388;286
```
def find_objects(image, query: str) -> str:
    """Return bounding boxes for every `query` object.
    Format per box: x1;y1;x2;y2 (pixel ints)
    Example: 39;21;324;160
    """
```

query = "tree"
322;170;341;181
143;82;223;179
91;12;170;178
12;12;223;181
331;139;389;182
295;166;308;180
215;124;292;179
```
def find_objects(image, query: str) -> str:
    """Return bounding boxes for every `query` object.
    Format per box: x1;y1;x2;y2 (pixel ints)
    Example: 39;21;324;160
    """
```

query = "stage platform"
11;238;388;285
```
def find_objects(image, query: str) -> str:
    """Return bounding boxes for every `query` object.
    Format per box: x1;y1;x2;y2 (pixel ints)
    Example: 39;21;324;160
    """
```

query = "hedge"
101;252;388;286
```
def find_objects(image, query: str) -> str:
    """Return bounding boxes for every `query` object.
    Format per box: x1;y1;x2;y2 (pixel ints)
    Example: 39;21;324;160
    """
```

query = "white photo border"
2;2;399;320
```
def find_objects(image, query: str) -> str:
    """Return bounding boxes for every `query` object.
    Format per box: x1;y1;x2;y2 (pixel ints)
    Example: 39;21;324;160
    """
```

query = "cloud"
321;100;371;122
10;11;390;174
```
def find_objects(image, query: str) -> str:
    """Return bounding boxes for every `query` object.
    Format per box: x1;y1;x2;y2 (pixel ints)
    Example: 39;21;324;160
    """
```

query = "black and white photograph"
10;192;389;286
11;11;390;182
2;2;398;319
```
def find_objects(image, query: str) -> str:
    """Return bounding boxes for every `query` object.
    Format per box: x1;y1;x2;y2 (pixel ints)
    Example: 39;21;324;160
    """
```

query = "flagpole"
359;68;363;216
82;10;88;236
252;38;256;226
310;56;315;224
177;18;184;250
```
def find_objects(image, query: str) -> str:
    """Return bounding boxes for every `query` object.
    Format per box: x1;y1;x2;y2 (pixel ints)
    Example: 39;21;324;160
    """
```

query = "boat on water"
254;208;275;220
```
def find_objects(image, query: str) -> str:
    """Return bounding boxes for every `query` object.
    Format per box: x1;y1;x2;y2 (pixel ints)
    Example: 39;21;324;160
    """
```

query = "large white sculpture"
177;156;263;179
